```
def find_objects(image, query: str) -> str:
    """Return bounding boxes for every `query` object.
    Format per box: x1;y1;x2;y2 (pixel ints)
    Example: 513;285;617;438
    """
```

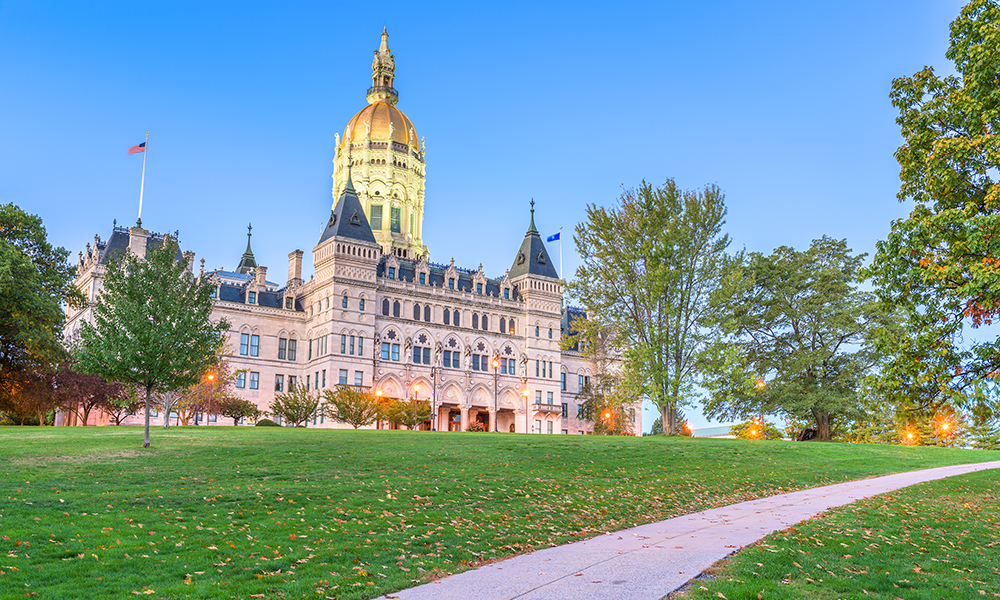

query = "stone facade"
61;30;641;436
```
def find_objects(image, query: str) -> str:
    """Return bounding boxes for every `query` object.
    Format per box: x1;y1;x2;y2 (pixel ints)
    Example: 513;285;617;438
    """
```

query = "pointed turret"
319;168;377;245
236;223;257;274
509;200;558;279
367;27;398;105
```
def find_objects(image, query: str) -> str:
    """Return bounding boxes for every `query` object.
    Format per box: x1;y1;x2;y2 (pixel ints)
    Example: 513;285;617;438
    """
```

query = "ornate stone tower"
332;28;428;261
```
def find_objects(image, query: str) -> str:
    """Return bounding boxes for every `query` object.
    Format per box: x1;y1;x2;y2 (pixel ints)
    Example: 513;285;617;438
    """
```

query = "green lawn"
1;428;997;600
674;469;1000;600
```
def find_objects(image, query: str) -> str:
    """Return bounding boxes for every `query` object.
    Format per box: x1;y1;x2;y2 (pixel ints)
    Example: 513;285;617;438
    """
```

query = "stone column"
460;406;469;431
489;409;497;432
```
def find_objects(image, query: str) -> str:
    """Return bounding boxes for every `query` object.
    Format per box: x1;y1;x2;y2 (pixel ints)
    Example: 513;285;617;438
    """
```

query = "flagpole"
137;132;148;226
559;227;563;280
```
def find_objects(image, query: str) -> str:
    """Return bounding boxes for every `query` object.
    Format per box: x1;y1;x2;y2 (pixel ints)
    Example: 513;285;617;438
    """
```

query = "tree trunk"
143;383;153;447
79;405;91;426
813;408;832;441
660;404;670;435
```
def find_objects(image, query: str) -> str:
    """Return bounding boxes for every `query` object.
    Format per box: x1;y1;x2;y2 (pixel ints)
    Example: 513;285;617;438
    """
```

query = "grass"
0;428;998;600
674;469;1000;600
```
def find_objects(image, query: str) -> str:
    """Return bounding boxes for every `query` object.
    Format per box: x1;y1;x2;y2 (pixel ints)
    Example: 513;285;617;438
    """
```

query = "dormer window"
448;278;455;289
388;267;396;279
210;288;217;299
285;297;293;309
419;273;426;285
476;283;483;294
247;291;256;305
503;288;509;299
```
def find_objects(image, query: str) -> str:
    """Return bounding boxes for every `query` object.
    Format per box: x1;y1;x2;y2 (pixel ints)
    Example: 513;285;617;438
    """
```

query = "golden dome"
343;102;420;151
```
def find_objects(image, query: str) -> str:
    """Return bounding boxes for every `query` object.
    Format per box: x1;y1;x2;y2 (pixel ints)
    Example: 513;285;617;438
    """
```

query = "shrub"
255;418;280;427
466;421;487;432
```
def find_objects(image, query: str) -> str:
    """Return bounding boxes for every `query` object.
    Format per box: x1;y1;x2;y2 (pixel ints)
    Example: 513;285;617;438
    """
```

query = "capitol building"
64;30;641;435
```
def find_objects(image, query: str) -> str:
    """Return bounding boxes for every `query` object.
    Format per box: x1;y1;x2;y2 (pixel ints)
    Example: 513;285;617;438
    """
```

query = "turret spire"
236;223;258;274
367;28;398;105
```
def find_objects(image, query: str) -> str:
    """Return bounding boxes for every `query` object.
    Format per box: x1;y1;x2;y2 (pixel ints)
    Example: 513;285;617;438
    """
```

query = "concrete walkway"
388;460;1000;600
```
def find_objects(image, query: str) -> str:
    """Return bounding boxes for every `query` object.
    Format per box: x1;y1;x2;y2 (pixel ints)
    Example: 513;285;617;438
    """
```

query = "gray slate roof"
319;171;377;245
508;210;559;279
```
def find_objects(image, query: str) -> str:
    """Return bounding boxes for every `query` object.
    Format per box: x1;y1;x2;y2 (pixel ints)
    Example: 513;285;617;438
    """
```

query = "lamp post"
754;378;767;440
413;383;421;430
375;388;383;430
522;388;529;434
492;356;500;432
430;365;438;431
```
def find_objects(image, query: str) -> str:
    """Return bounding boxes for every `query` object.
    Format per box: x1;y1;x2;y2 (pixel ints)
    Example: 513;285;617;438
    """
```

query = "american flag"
128;141;146;155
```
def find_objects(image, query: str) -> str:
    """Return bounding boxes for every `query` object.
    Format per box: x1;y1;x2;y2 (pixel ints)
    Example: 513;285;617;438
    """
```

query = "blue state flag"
546;232;560;242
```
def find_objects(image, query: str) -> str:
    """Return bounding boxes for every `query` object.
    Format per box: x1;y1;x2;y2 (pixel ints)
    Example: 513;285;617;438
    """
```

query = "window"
443;310;450;325
472;355;480;371
210;288;217;299
536;360;540;377
453;310;460;327
500;358;507;375
306;375;310;390
358;337;364;357
549;361;553;378
388;267;396;279
247;291;256;304
561;403;568;418
285;297;293;309
341;334;347;354
534;419;541;433
249;372;259;390
236;372;246;388
391;344;399;361
382;299;390;315
482;315;489;330
381;342;390;360
535;390;542;403
278;338;287;360
409;215;413;235
548;328;553;339
288;339;297;361
476;283;483;294
342;296;348;309
547;421;553;434
504;288;509;299
424;305;431;321
354;370;363;386
413;303;421;320
249;335;259;357
289;375;297;389
547;391;554;404
500;318;506;333
339;369;348;385
579;374;584;390
390;207;401;233
561;373;566;391
308;339;312;360
370;205;383;230
577;404;584;418
321;370;326;388
443;350;461;369
419;272;426;285
413;346;431;365
472;314;479;329
350;336;355;355
275;374;284;392
326;298;330;309
448;278;454;289
359;298;365;311
393;301;400;317
240;333;249;355
535;326;540;337
509;319;515;334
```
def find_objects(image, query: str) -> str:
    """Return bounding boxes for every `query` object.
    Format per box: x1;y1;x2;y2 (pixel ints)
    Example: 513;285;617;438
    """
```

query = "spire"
320;167;377;245
367;28;398;105
509;200;558;280
527;198;538;235
236;223;258;274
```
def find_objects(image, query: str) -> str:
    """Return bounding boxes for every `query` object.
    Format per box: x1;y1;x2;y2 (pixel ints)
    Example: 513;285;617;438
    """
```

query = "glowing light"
414;384;420;394
376;389;383;397
604;412;611;420
941;422;950;431
754;379;766;389
206;372;215;381
750;429;758;436
492;357;500;369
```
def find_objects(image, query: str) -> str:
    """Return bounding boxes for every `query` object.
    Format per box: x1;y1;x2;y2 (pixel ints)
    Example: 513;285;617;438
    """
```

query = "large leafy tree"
568;180;730;434
704;237;885;441
52;362;125;426
269;383;320;427
323;385;381;429
0;204;83;412
868;0;1000;405
73;237;228;447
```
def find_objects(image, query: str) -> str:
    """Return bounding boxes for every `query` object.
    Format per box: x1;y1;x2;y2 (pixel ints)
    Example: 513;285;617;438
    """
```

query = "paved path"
388;460;1000;600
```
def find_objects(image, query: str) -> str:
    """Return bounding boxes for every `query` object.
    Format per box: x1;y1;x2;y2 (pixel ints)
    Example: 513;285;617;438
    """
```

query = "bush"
255;418;280;427
466;421;487;432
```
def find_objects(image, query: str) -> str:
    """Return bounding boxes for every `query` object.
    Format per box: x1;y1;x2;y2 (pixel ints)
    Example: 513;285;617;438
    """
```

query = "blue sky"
0;1;968;430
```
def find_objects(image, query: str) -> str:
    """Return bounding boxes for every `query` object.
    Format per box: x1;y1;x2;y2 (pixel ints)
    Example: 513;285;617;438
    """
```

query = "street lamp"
492;356;500;432
430;365;438;431
754;378;767;440
522;388;529;433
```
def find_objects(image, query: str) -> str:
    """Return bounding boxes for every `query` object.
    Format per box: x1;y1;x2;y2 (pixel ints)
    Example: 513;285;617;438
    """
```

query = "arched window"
382;299;390;316
482;315;489;331
548;328;553;339
500;317;506;333
424;305;431;322
472;314;479;329
443;309;450;325
454;310;461;327
393;301;401;317
359;298;366;312
509;318;515;334
413;303;421;320
342;295;348;309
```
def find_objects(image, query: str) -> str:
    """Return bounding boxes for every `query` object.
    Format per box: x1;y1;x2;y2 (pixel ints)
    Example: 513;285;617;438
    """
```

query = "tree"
729;419;783;440
173;354;243;425
568;180;730;434
269;383;320;427
703;237;885;441
52;363;124;426
647;407;690;436
384;397;431;430
323;385;381;429
218;397;262;426
0;203;83;410
868;0;1000;404
73;237;228;447
105;386;143;426
14;370;60;425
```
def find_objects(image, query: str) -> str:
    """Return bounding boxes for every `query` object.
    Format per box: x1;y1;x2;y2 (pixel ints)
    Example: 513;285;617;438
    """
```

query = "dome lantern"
367;27;398;105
